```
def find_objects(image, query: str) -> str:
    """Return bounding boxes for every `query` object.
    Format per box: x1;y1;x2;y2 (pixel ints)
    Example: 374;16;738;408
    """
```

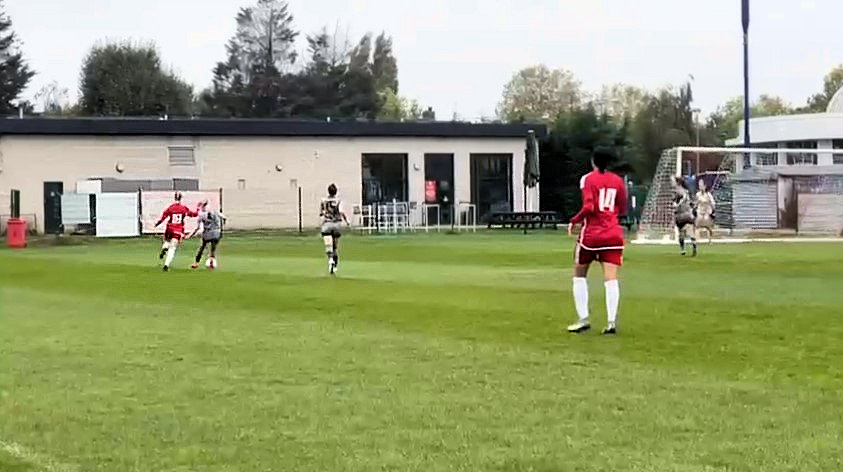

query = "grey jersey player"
319;184;350;275
190;200;226;269
673;177;697;256
199;210;224;240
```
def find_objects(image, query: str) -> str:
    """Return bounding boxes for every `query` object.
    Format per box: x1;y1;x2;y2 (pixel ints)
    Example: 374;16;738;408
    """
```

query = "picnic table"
487;211;563;229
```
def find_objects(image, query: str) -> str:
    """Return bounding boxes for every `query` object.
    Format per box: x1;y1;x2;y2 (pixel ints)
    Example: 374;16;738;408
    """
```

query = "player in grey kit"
320;184;350;275
190;200;226;269
673;176;697;257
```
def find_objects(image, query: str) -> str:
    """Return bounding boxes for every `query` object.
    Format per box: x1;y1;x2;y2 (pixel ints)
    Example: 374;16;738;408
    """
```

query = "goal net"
636;146;843;243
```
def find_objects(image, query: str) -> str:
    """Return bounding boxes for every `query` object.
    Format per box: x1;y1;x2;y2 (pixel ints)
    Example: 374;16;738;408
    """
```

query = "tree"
595;84;648;120
755;94;793;116
707;94;793;143
229;0;298;79
202;5;398;120
289;28;378;120
805;64;843;112
34;81;69;114
202;0;298;117
339;33;377;118
497;65;582;124
0;1;35;114
79;42;193;116
540;108;630;216
348;33;371;72
372;32;398;93
375;88;422;121
627;83;695;182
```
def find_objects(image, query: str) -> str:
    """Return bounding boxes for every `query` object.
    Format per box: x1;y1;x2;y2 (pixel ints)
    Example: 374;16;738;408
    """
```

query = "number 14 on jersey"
599;188;617;212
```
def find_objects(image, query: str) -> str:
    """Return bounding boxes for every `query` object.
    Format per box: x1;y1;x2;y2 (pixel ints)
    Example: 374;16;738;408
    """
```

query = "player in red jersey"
566;151;627;335
155;192;198;271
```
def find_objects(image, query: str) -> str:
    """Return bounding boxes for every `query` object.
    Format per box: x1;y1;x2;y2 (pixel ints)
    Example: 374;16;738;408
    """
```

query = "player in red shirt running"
566;151;627;335
155;192;199;271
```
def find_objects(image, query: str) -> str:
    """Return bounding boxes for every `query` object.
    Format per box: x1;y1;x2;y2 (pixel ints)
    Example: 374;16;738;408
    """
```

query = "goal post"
635;146;843;244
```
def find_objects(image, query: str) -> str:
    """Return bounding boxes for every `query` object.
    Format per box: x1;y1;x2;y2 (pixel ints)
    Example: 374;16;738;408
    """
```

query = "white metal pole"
674;148;683;241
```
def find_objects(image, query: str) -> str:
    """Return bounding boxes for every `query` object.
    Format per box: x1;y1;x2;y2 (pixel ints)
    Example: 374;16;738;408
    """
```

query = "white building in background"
721;86;843;235
0;119;545;234
727;86;843;166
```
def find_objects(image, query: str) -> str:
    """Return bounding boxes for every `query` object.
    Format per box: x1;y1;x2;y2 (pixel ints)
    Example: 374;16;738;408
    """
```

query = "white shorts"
321;222;342;237
695;215;714;228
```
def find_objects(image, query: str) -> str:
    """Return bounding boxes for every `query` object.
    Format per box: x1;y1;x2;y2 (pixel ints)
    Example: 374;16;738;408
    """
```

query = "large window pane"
785;141;817;165
833;140;843;165
471;154;512;222
362;154;408;204
424;154;454;224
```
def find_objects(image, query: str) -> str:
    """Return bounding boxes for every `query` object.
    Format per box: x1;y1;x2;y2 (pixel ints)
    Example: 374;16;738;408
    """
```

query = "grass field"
2;232;843;471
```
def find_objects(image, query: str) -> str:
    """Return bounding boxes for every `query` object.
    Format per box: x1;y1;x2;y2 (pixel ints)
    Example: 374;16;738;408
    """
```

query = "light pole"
691;107;701;174
742;0;751;148
742;0;751;170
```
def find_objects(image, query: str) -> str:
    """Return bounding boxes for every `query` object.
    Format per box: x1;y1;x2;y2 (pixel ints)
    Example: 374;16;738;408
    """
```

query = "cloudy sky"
5;0;840;118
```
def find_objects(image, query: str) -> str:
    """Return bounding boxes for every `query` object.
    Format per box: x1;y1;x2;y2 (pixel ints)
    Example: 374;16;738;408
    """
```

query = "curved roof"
727;112;843;145
827;86;843;113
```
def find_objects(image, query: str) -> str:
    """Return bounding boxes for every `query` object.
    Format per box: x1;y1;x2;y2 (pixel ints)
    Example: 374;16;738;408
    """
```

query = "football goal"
635;146;843;244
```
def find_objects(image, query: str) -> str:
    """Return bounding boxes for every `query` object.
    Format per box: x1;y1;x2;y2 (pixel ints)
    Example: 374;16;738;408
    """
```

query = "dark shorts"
575;245;624;266
675;214;695;229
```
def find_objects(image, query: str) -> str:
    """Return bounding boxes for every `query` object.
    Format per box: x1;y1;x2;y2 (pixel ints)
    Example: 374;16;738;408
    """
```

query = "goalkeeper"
673;176;697;257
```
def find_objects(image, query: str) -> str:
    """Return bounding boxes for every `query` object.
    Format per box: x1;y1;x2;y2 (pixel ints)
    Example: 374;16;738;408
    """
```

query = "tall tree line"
0;0;34;114
498;63;843;189
199;0;404;120
4;0;419;120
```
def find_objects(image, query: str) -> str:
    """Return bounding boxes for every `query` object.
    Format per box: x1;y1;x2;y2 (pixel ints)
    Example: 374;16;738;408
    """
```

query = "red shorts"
164;229;184;242
575;244;623;266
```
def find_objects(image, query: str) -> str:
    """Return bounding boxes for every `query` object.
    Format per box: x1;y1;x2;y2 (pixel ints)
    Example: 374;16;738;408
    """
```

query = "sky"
5;0;841;119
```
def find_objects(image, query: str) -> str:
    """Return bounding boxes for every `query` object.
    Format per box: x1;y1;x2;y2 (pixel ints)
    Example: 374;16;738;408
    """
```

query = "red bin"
6;218;27;248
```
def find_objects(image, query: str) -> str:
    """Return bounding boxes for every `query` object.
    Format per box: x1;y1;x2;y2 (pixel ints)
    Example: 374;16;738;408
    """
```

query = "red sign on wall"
425;180;437;203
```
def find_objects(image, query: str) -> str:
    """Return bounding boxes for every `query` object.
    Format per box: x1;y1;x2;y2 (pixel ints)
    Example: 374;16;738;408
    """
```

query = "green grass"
1;232;843;471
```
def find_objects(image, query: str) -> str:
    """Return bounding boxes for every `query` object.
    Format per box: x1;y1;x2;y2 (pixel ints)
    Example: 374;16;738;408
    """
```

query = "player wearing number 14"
566;151;627;335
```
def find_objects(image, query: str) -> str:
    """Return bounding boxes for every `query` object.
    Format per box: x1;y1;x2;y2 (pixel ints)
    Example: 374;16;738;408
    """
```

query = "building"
727;86;843;166
721;87;843;234
0;118;545;234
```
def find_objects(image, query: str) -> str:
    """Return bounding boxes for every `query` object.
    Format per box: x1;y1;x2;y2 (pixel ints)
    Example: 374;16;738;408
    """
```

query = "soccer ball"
205;257;217;270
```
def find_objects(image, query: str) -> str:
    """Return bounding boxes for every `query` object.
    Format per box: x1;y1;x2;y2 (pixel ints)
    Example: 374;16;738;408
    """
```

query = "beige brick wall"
0;134;529;233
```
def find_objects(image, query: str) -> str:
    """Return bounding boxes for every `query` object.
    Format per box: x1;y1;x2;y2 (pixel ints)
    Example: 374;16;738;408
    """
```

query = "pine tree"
0;1;35;114
202;0;298;117
372;32;398;93
231;0;298;78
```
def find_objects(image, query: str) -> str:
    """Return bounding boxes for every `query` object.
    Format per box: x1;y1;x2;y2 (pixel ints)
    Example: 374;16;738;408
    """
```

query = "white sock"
162;241;170;250
605;279;620;326
164;244;177;267
572;277;589;322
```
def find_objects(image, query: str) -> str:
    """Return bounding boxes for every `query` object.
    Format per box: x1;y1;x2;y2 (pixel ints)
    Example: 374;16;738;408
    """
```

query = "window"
470;154;513;222
834;140;843;165
424;154;455;224
237;179;246;190
785;141;817;165
361;154;408;204
168;147;195;166
756;153;777;166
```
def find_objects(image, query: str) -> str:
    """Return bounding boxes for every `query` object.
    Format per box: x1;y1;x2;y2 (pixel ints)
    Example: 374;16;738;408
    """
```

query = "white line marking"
632;237;843;245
